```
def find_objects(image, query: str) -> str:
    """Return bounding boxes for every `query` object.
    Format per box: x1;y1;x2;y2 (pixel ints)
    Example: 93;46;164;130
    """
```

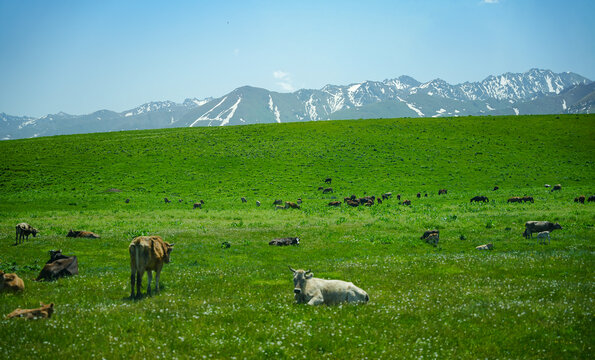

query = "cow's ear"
288;266;296;273
305;272;313;279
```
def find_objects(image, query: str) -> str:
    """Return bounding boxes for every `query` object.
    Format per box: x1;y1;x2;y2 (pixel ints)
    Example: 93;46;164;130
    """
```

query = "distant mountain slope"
2;69;592;139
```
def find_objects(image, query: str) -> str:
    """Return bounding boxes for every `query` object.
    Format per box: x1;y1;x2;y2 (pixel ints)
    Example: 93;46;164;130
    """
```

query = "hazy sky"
1;0;593;117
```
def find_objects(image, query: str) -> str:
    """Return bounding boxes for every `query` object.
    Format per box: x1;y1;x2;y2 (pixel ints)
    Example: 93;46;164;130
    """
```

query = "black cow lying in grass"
269;237;300;246
35;250;78;281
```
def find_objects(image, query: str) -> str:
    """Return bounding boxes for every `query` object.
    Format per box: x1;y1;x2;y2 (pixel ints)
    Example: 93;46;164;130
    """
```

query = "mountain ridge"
2;69;592;140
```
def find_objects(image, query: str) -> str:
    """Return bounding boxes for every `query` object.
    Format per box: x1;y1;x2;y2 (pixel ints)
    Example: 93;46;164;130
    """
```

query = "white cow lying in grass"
289;266;369;306
536;231;551;245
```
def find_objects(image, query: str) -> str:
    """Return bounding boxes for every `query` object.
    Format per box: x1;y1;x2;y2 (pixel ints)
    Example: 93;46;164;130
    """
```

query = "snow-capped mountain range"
1;69;592;140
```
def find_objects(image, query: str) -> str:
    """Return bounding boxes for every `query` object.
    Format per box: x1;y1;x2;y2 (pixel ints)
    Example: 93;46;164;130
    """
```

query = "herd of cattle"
2;180;592;317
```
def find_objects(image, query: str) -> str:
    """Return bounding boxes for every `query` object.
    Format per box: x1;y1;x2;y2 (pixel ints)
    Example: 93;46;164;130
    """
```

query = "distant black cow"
552;184;562;192
324;178;332;184
470;196;489;203
36;250;78;281
382;192;392;200
587;195;595;203
402;199;411;205
193;202;202;209
416;193;421;198
322;188;333;194
397;194;401;200
438;189;447;195
493;186;499;191
241;197;247;203
269;237;300;246
164;198;171;203
273;199;283;205
522;196;534;203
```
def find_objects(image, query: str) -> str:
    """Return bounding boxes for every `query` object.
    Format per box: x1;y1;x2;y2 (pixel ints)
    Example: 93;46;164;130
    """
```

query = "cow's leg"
136;271;143;298
307;291;325;306
130;269;136;298
146;270;152;296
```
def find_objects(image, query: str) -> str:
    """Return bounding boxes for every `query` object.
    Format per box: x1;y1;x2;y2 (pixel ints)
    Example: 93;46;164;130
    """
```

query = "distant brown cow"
438;189;447;195
129;236;174;299
273;199;283;205
328;201;341;207
470;196;489;203
285;202;300;209
67;230;100;238
0;271;24;292
193;202;202;209
322;188;333;194
346;200;359;207
420;230;439;240
36;250;78;281
508;197;522;203
15;223;38;245
6;303;54;320
269;237;300;246
522;196;534;203
552;184;562;191
402;199;411;205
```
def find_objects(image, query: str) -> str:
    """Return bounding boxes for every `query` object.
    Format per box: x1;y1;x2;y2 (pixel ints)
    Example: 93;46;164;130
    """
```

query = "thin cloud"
483;0;499;3
273;70;294;92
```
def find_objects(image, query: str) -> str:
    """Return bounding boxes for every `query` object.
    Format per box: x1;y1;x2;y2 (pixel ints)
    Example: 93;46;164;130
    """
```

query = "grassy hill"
0;114;593;359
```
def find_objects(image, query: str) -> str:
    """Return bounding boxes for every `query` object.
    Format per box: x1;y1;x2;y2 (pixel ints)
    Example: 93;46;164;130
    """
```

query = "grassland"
0;114;593;359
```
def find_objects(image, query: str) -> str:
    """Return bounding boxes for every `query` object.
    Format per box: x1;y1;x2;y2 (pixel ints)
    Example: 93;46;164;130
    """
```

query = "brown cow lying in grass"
6;303;54;319
36;250;78;281
129;236;174;299
67;230;100;238
269;237;300;246
0;271;25;292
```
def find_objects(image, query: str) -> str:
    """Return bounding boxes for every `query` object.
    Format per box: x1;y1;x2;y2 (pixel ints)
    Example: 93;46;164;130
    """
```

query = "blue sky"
1;0;593;117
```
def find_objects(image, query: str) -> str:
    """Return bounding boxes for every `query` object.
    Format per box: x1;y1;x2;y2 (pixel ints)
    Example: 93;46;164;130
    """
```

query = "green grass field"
0;114;594;359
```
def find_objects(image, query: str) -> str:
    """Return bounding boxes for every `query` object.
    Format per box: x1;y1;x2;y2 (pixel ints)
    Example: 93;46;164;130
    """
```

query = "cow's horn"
306;269;312;274
288;265;296;273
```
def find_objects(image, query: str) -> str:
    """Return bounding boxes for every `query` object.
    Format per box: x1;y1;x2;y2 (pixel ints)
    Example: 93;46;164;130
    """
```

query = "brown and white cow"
67;230;100;238
0;271;25;292
476;243;494;250
129;236;174;299
289;267;369;306
15;223;38;245
36;250;78;281
269;237;300;246
524;221;562;239
6;303;54;320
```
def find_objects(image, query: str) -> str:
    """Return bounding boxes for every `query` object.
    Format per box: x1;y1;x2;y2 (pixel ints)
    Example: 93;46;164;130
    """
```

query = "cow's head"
67;230;75;237
164;243;174;263
553;223;562;230
49;249;62;260
289;266;312;294
32;228;38;237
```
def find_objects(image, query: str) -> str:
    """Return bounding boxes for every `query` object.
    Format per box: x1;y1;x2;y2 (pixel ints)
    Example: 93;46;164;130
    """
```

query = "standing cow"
15;223;38;245
523;221;562;239
289;267;369;305
129;236;174;299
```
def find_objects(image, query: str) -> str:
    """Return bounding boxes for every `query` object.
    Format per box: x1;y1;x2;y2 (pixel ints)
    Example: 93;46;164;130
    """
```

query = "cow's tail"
365;293;370;302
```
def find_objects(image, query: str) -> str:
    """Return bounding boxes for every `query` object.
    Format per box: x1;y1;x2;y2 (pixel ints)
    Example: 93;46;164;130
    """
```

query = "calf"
15;223;38;245
269;237;300;246
6;303;54;320
536;231;551;245
476;243;494;250
289;267;369;306
129;236;174;299
524;221;562;238
67;230;100;238
0;271;25;292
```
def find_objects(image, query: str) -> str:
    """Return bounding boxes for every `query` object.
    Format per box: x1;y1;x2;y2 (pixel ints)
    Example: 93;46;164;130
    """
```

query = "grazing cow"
396;194;401;200
289;267;369;306
544;184;551;188
269;237;300;246
6;303;54;320
200;199;205;204
129;236;174;299
424;234;439;247
273;199;283;205
285;201;300;209
377;197;382;204
317;186;324;191
343;197;351;203
424;193;428;197
164;197;171;203
524;221;562;239
382;192;392;200
322;188;333;194
0;271;25;292
493;186;499;191
36;250;78;281
346;200;359;207
421;230;439;240
552;184;562;191
470;196;489;203
241;197;247;203
587;195;595;202
508;197;522;203
417;193;421;198
438;189;447;195
125;198;130;203
67;230;100;238
522;196;534;203
193;202;202;209
325;178;332;184
221;241;231;249
256;200;261;207
359;196;375;204
574;195;585;204
297;198;303;204
402;199;411;205
476;243;494;250
15;223;38;244
328;201;341;207
536;231;551;245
